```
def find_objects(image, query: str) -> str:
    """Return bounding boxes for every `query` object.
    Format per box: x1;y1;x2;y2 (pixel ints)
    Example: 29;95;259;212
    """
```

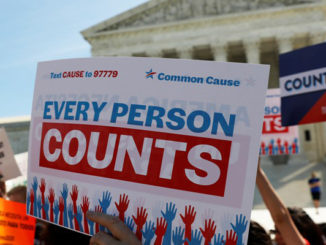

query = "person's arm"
86;211;141;245
256;160;306;245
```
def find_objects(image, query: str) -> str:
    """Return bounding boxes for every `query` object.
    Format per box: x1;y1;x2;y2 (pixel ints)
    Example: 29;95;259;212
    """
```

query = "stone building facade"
81;0;326;162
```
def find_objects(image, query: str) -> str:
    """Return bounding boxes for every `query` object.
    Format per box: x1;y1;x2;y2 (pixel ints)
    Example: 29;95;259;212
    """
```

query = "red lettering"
262;115;288;134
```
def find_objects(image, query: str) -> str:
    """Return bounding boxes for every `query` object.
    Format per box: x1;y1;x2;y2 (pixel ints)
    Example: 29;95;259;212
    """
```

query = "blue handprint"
186;229;202;245
125;216;135;232
161;202;177;245
37;195;42;218
60;183;68;227
142;220;155;245
75;206;84;233
98;191;112;214
172;226;185;245
43;199;49;220
88;218;94;235
230;214;248;245
32;177;38;217
212;233;224;245
53;200;59;224
67;203;74;229
26;191;30;214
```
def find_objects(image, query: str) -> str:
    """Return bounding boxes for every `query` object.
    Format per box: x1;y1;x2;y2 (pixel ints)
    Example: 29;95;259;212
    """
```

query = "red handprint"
154;217;167;245
39;178;46;219
70;185;80;230
59;197;64;226
200;219;216;245
132;207;148;241
81;196;90;234
115;194;130;222
225;230;238;245
94;205;102;233
180;205;196;245
30;189;34;215
47;188;55;222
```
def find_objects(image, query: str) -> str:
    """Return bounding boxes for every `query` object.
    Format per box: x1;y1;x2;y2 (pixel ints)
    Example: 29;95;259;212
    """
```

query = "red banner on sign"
39;122;232;197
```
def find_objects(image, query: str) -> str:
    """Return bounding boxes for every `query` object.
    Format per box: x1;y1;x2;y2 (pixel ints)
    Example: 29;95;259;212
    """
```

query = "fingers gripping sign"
86;211;141;245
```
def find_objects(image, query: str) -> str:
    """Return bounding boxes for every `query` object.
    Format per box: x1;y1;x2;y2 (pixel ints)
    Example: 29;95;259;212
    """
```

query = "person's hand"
86;211;141;245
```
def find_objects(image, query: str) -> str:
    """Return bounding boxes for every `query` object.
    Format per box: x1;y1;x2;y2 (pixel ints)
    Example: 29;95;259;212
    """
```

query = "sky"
0;0;148;118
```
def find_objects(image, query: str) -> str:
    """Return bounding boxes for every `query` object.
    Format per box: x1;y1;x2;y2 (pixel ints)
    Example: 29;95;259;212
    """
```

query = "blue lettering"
145;106;165;128
43;101;53;119
128;104;146;126
76;101;89;121
166;108;185;130
111;103;128;123
64;101;76;120
187;110;210;133
211;113;236;137
92;102;107;121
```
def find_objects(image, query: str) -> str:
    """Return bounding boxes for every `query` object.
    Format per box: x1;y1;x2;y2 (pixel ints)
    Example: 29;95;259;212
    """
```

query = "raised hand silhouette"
213;233;224;245
172;226;185;245
115;193;130;222
230;214;248;245
48;188;55;222
68;203;74;229
186;229;202;245
132;207;148;241
94;205;102;233
70;185;80;230
162;202;177;245
37;195;42;218
59;197;64;225
29;189;34;215
142;220;155;245
200;219;216;245
61;183;69;227
39;178;46;219
88;218;95;235
75;206;84;233
124;216;135;232
180;205;197;245
154;217;167;245
43;199;49;220
98;191;112;214
81;196;90;234
225;230;238;245
53;200;59;224
32;177;38;217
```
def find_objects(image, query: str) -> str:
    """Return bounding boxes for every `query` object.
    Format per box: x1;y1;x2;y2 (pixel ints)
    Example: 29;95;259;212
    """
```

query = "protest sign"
0;128;21;181
280;42;326;126
0;198;36;245
260;89;299;156
28;57;269;243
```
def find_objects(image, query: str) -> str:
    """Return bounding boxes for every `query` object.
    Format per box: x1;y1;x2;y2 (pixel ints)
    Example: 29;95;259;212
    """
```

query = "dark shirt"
308;177;321;193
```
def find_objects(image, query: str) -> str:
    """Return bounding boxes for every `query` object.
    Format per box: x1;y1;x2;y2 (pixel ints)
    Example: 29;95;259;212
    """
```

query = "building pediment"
82;0;318;36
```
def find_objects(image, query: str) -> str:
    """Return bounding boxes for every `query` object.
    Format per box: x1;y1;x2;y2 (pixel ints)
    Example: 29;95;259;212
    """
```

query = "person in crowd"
86;211;141;245
256;158;325;245
0;180;5;198
308;171;322;214
7;185;26;203
247;221;272;245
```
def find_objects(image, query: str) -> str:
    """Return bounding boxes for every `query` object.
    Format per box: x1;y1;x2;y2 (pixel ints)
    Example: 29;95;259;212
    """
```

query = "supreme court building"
81;0;326;163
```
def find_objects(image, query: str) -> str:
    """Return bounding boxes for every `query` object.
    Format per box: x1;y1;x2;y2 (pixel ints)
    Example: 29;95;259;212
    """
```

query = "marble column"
244;39;260;64
177;47;193;59
211;44;228;61
277;36;293;54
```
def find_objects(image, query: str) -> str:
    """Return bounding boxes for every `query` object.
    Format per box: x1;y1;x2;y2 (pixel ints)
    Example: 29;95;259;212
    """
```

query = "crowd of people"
0;158;325;245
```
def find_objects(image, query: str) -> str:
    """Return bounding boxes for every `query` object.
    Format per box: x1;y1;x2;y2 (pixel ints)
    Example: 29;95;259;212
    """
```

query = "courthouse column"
244;39;260;64
211;43;228;61
309;29;326;45
277;35;293;54
177;47;193;59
